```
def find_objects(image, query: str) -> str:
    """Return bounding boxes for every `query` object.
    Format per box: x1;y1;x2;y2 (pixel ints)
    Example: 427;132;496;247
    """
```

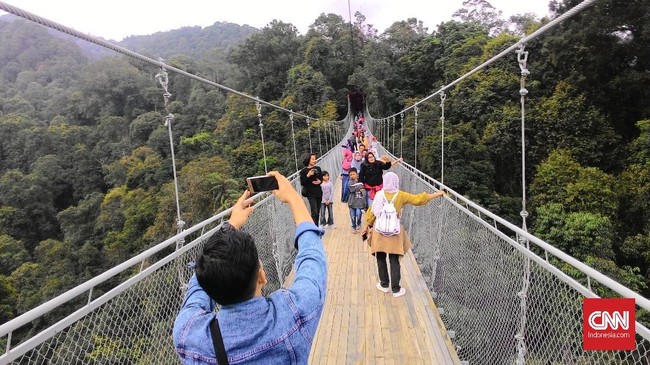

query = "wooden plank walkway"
307;180;460;365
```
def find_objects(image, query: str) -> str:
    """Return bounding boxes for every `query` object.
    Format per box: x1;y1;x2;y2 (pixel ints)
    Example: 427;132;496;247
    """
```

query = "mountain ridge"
0;13;259;60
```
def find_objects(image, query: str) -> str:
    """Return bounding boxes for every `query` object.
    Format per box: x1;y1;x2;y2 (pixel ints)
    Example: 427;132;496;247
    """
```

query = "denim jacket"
173;222;327;364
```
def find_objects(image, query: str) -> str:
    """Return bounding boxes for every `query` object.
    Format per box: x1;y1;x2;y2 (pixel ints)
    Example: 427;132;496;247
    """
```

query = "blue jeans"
366;193;374;209
340;174;350;202
349;208;362;229
320;203;334;226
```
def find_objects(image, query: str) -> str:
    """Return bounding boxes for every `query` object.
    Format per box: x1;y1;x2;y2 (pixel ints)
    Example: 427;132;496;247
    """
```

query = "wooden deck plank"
307;179;459;364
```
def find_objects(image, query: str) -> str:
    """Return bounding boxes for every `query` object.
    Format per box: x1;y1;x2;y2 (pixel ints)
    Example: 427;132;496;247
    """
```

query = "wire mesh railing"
370;140;650;365
0;118;348;364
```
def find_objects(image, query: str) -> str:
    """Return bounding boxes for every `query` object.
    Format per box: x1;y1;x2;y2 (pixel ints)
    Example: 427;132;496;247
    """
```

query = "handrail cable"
0;1;317;122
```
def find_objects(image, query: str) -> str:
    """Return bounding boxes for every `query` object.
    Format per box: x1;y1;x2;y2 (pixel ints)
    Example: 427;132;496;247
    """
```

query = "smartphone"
361;232;368;241
246;175;279;193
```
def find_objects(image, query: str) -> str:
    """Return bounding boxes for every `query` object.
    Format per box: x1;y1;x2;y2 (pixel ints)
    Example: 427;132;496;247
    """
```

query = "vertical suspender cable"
440;92;446;184
290;111;298;172
400;113;404;158
386;118;390;147
155;66;185;241
392;116;396;153
515;44;531;365
317;123;323;157
256;98;269;174
327;122;332;150
368;119;384;143
384;118;388;146
414;106;419;170
375;119;379;143
155;65;186;291
325;124;329;152
307;119;313;153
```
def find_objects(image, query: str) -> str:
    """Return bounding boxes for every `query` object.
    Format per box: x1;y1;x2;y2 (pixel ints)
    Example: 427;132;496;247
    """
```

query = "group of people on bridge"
172;114;445;364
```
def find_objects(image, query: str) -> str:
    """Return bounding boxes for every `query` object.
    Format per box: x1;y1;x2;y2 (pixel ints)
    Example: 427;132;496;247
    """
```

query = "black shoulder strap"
210;317;230;365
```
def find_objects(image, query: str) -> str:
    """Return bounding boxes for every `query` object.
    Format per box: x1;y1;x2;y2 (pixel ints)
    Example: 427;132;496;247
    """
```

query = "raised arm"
269;172;327;315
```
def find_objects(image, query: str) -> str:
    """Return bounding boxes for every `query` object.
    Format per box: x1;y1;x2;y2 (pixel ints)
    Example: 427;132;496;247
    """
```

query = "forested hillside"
0;0;649;340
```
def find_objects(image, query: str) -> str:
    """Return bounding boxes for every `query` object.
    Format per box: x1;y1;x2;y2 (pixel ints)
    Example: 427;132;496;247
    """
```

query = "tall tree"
452;0;505;35
228;20;301;101
282;63;334;116
539;0;650;141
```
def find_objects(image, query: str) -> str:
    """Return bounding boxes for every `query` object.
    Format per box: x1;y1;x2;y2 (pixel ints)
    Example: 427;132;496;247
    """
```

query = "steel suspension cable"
155;67;185;239
384;119;387;144
155;66;187;292
392;116;396;153
255;99;269;173
414;106;419;170
289;112;298;171
440;92;446;184
325;122;331;151
368;119;383;143
515;44;531;365
307;119;313;153
400;113;404;157
317;125;323;157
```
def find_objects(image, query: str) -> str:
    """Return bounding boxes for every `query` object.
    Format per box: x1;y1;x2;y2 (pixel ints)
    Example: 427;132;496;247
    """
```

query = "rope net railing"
0;119;349;363
368;140;650;365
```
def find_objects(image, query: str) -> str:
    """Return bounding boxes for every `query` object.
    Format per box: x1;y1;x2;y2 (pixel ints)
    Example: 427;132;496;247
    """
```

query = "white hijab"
371;172;399;217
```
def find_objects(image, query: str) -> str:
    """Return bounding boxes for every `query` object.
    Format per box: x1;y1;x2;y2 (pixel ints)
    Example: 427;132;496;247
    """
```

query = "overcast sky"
2;0;551;41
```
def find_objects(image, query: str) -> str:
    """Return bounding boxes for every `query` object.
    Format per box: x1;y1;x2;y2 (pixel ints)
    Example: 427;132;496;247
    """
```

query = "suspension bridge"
1;0;649;364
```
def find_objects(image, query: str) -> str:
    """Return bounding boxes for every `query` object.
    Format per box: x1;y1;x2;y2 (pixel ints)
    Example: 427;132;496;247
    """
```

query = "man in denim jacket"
173;171;327;364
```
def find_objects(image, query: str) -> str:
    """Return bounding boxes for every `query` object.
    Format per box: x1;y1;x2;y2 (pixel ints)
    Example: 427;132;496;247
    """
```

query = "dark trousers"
307;196;322;226
341;174;350;202
376;252;401;293
320;203;334;225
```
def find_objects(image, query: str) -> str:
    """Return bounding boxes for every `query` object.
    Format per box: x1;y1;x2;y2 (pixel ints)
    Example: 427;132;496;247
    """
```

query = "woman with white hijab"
362;172;445;297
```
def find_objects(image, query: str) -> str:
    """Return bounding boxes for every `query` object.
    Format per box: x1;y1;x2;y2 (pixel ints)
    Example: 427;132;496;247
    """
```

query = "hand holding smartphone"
246;175;279;193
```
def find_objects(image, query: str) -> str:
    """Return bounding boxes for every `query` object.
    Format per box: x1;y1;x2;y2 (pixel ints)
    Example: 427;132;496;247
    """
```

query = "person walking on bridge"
358;152;400;207
173;171;327;364
362;172;444;297
340;145;353;203
299;153;323;225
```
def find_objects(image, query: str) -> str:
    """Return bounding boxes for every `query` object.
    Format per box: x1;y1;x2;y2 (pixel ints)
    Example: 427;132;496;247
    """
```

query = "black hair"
349;167;357;173
195;229;259;305
322;170;329;177
302;153;317;167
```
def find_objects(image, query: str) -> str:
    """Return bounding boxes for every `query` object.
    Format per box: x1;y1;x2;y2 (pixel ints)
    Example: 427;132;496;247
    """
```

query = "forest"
0;0;649;338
